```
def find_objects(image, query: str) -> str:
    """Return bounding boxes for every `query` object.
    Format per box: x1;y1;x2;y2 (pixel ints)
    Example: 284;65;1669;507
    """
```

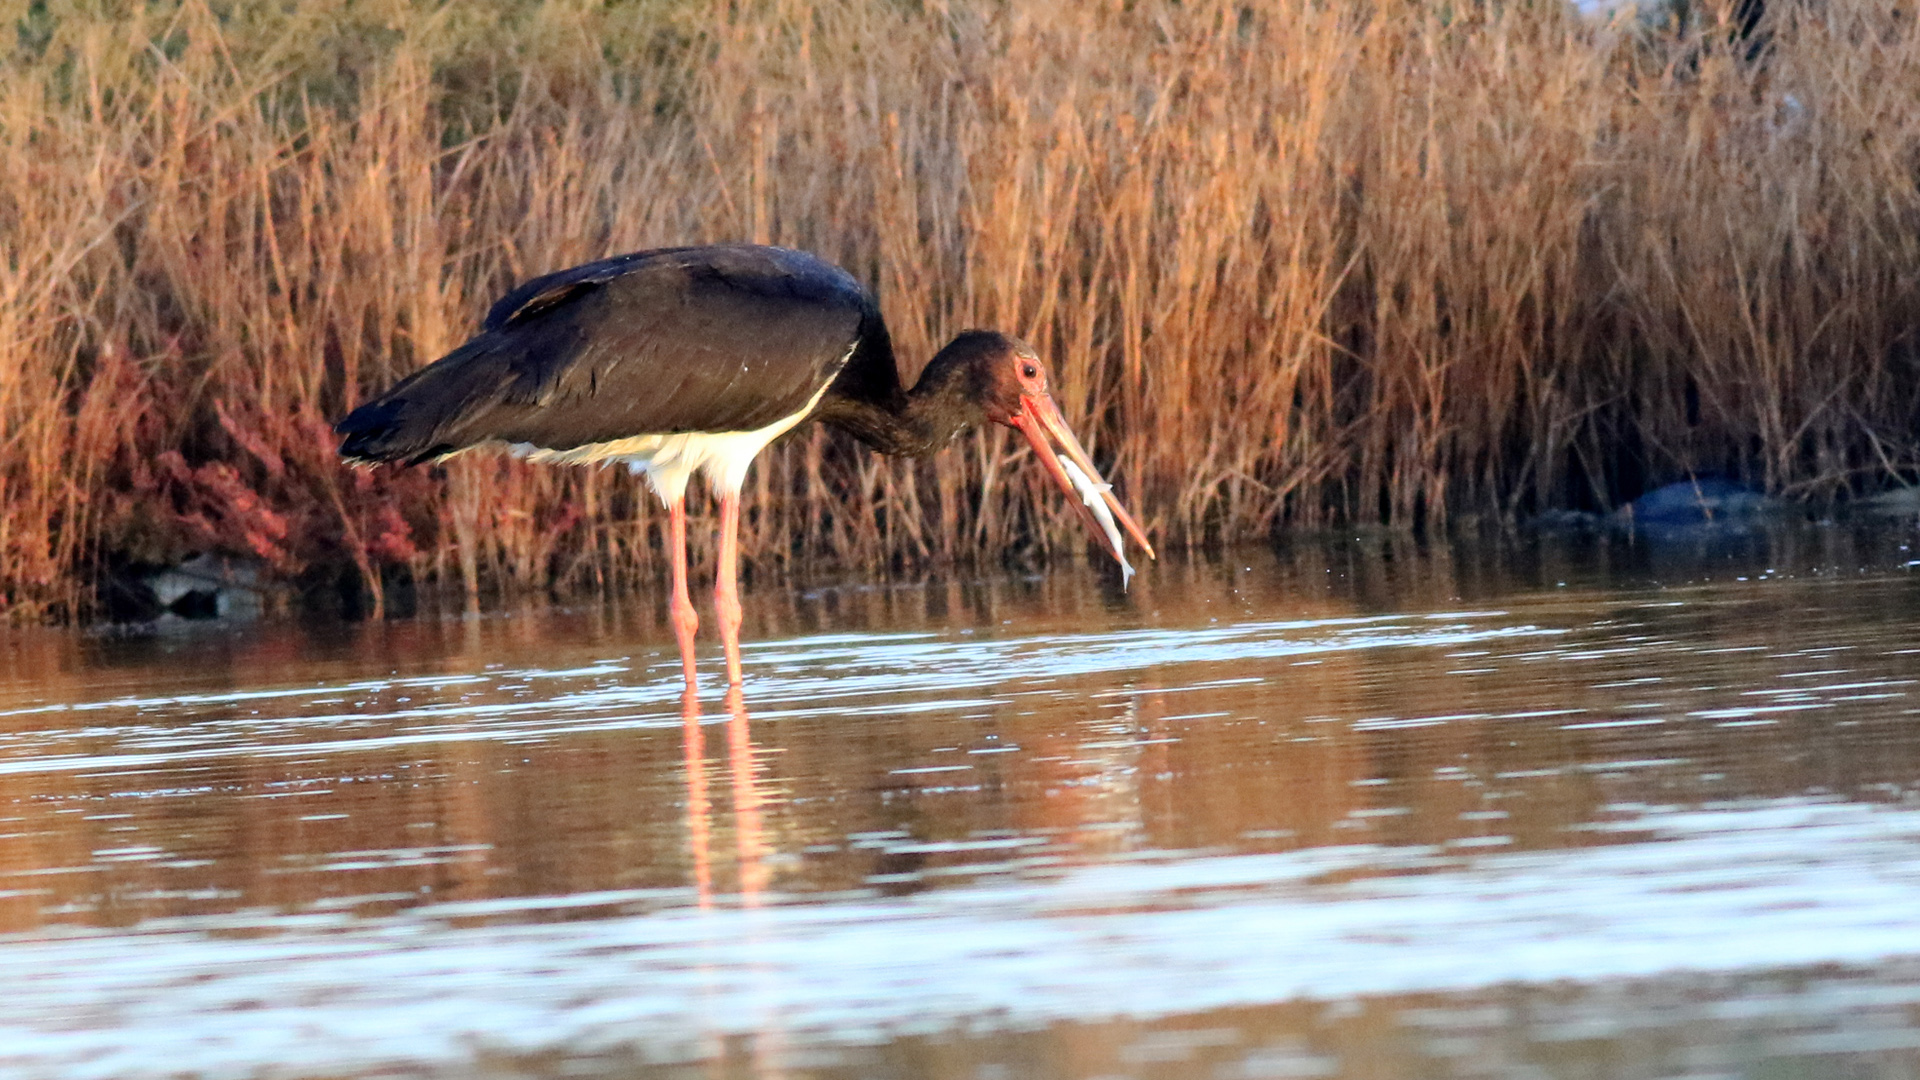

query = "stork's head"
936;330;1155;572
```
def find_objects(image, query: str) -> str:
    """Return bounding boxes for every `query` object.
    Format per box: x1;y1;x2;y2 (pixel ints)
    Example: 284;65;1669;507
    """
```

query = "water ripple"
2;798;1916;1079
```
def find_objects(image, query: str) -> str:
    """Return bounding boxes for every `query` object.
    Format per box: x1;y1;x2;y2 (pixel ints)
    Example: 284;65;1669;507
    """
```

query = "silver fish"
1058;453;1135;590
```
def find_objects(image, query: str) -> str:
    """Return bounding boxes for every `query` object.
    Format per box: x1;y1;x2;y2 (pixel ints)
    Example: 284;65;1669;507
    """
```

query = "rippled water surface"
6;526;1920;1079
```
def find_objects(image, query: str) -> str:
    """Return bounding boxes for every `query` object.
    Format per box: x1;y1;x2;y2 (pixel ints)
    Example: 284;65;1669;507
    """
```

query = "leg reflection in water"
680;686;771;909
680;687;713;907
726;685;771;905
681;686;789;1075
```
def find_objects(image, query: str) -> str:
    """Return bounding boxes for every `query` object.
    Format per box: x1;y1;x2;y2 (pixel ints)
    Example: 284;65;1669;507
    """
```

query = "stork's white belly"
505;379;832;503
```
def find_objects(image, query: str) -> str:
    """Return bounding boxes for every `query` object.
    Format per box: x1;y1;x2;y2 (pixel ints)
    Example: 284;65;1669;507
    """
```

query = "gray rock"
145;553;266;620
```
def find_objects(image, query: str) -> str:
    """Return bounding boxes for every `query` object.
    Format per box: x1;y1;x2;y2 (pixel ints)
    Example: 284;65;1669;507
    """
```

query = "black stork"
336;244;1153;688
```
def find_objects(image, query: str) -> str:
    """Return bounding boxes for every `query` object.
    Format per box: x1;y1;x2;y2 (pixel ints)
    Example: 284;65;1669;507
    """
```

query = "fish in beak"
1006;393;1156;585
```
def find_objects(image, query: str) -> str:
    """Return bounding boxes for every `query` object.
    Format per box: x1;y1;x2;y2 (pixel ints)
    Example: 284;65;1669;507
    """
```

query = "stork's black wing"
336;245;879;465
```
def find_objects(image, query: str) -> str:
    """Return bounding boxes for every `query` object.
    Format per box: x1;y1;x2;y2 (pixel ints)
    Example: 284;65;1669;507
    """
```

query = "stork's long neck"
820;333;984;459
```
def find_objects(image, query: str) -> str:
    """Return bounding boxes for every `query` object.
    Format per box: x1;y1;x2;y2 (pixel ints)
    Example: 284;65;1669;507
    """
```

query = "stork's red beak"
1007;393;1155;570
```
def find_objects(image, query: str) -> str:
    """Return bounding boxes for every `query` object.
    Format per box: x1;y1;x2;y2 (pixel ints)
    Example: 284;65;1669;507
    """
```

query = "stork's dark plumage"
337;244;1152;688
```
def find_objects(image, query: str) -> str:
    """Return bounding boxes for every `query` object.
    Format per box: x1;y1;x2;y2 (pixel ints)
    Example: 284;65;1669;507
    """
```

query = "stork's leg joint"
670;589;701;641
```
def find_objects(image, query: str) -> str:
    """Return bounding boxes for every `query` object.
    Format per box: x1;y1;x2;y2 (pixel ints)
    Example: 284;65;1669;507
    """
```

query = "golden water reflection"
3;528;1918;936
3;527;1920;1078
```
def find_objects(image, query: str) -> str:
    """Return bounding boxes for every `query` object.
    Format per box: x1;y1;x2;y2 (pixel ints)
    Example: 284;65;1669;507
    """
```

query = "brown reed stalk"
1;0;1918;622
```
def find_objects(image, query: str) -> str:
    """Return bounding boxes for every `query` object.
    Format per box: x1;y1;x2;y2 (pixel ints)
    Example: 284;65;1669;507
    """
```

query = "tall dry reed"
2;0;1918;619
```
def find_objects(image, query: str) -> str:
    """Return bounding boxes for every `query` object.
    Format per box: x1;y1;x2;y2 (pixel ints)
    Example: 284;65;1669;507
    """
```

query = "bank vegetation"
2;0;1918;618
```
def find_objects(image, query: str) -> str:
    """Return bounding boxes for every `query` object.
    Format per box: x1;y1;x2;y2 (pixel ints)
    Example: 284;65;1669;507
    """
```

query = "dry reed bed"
2;0;1917;619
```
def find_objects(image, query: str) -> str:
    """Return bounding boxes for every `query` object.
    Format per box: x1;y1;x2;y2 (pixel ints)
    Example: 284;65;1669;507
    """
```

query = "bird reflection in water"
680;686;771;909
681;686;790;1074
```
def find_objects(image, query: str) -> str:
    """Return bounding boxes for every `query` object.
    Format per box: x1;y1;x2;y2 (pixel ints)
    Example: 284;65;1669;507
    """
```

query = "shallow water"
5;524;1920;1079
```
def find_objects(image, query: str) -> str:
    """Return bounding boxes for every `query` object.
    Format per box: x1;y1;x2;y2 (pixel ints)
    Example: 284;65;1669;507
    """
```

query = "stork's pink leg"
715;492;745;686
666;496;700;689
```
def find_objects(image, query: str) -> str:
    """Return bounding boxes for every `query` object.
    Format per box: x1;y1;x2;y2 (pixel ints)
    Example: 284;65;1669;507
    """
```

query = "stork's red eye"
1021;363;1038;379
